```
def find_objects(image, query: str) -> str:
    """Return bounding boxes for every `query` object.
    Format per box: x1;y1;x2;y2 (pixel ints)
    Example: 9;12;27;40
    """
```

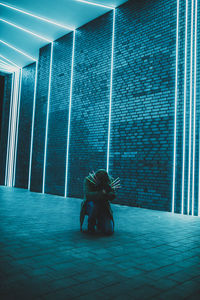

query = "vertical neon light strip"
106;9;115;173
192;0;197;216
28;61;38;190
5;73;14;185
10;71;20;186
42;42;54;194
172;0;180;213
181;0;188;215
13;68;22;186
7;72;17;186
187;0;194;215
6;71;20;186
199;118;200;216
64;31;76;198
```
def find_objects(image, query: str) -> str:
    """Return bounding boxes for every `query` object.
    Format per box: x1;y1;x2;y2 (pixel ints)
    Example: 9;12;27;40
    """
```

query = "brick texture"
67;14;113;198
15;63;36;189
30;45;51;192
109;0;176;211
5;0;195;214
0;73;12;185
45;33;73;196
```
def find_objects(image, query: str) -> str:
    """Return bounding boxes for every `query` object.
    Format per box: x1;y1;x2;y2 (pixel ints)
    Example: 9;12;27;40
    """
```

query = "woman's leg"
98;215;114;235
86;201;97;232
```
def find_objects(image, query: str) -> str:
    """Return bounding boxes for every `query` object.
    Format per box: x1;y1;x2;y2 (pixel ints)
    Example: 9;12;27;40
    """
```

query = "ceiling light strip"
42;42;54;194
187;0;194;215
107;9;115;173
75;0;114;9
0;55;21;68
0;40;36;61
172;0;179;213
28;61;38;190
0;59;14;67
0;67;15;73
64;31;76;198
0;18;52;42
0;3;74;31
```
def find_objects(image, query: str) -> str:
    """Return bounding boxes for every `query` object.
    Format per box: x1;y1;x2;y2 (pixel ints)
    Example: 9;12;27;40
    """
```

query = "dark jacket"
80;175;115;231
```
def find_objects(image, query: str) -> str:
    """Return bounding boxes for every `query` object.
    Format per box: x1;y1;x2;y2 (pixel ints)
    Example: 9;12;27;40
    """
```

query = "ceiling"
0;0;127;73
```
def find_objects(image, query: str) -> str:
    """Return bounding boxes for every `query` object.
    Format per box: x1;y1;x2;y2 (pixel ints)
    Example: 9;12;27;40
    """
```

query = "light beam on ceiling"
0;2;74;30
0;18;52;42
0;40;36;61
75;0;114;9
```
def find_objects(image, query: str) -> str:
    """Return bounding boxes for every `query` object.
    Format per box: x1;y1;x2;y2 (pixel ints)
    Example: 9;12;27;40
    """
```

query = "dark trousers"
86;201;114;235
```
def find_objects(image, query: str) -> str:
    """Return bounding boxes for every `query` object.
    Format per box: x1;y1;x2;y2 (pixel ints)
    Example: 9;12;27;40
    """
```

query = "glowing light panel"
191;0;197;216
5;69;22;187
181;0;188;215
187;0;194;215
5;74;14;185
0;40;36;61
0;18;52;42
0;3;74;30
13;68;22;186
107;9;115;173
64;31;76;198
76;0;114;9
172;0;179;213
0;55;20;68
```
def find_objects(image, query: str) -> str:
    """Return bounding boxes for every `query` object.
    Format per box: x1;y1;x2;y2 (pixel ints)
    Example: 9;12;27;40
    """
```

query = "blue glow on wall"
106;9;115;173
28;61;38;190
174;0;200;216
172;0;180;214
42;42;54;194
64;31;76;198
5;69;22;187
2;0;200;216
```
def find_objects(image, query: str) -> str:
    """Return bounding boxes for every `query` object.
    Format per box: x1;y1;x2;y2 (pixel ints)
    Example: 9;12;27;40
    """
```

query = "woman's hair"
95;169;109;184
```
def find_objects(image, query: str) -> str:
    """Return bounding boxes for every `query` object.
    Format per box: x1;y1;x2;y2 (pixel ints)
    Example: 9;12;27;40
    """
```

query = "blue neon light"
187;0;194;215
64;31;76;198
0;3;74;30
172;0;179;213
42;42;54;194
192;0;197;216
106;9;115;174
0;40;36;61
0;18;52;42
28;61;38;190
75;0;114;9
181;0;188;215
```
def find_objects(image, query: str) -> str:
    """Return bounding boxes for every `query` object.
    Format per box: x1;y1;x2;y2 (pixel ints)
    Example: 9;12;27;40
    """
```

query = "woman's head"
95;169;109;184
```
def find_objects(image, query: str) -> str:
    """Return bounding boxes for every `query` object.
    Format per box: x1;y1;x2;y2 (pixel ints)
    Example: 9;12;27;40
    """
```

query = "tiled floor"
0;186;200;300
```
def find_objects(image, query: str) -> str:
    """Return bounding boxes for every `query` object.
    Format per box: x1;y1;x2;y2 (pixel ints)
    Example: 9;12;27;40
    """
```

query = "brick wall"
0;73;12;185
67;14;113;198
15;63;36;189
45;33;73;196
3;0;190;214
30;45;51;192
173;0;200;215
109;0;176;211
